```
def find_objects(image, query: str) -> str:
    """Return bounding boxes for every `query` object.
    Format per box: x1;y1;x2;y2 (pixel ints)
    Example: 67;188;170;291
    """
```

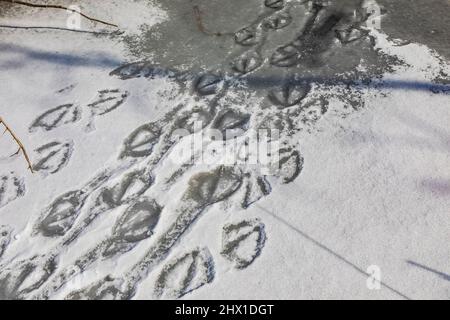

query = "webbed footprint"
0;172;25;209
0;255;56;300
120;122;161;159
29;104;81;132
65;276;130;300
92;169;154;213
154;248;214;299
242;175;272;209
211;109;251;140
86;89;129;131
277;149;304;184
33;140;74;176
103;198;162;257
35;189;86;237
110;62;180;81
0;225;12;259
232;51;263;75
268;81;312;108
69;166;243;300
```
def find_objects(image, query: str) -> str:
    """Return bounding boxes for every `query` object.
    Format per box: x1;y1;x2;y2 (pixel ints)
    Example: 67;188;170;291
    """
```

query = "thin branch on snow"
0;116;34;173
193;5;224;37
0;0;118;28
0;24;120;34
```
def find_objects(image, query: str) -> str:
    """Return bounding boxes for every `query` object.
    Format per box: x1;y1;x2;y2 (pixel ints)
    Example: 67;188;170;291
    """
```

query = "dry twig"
0;0;118;28
0;116;34;173
193;5;224;36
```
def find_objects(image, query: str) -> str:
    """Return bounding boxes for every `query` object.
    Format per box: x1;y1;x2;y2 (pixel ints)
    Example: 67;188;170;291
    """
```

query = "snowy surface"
0;0;449;300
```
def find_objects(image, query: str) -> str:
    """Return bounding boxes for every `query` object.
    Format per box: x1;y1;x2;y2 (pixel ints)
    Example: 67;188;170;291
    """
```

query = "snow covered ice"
0;0;449;300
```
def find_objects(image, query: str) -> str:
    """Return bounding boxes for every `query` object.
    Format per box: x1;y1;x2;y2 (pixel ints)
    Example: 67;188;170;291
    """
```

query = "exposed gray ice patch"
2;0;436;301
34;165;133;239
